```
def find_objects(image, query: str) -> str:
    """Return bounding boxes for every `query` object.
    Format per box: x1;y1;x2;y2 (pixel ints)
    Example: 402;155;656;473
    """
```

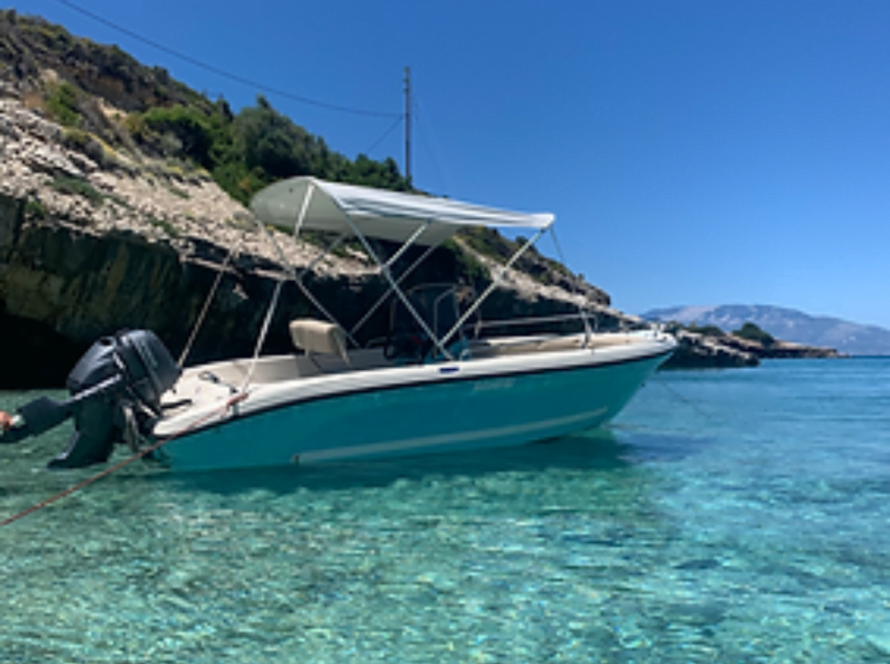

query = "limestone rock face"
0;92;616;386
661;329;760;369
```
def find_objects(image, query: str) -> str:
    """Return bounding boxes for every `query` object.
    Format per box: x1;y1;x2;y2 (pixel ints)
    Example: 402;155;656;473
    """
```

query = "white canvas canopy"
250;176;555;246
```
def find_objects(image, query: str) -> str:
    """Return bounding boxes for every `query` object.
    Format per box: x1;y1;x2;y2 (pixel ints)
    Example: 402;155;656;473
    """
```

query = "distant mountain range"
643;305;890;356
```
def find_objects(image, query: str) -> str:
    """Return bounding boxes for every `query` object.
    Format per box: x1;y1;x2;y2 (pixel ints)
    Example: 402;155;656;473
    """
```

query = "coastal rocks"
0;98;62;142
715;334;841;360
0;193;21;256
661;329;760;369
22;143;83;178
659;326;842;370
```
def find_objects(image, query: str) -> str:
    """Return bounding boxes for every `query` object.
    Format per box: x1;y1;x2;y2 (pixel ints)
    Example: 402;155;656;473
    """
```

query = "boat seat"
289;319;349;364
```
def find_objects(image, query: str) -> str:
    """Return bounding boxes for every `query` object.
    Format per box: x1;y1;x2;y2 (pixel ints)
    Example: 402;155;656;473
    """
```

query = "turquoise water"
1;358;889;662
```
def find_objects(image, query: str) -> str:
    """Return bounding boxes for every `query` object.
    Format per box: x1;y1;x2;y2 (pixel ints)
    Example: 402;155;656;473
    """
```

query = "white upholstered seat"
289;319;349;364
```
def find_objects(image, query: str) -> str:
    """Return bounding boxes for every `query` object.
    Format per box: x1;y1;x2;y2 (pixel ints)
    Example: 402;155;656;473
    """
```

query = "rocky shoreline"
660;325;842;370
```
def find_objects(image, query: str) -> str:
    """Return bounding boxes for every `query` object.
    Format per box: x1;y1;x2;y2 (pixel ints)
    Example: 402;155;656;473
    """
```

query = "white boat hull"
155;338;673;472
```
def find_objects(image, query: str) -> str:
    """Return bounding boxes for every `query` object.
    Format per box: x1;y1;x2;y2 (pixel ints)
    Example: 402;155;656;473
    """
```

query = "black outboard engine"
1;330;181;469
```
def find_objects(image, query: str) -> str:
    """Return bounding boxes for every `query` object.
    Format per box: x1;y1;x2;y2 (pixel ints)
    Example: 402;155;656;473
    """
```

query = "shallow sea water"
1;358;889;663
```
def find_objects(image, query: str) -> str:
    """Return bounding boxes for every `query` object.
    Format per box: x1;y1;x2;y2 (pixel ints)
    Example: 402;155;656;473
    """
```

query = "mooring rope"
650;375;712;420
0;392;248;528
178;244;240;368
548;225;595;340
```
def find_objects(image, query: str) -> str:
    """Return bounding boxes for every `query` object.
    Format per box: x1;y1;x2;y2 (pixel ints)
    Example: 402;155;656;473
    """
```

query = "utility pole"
404;66;411;184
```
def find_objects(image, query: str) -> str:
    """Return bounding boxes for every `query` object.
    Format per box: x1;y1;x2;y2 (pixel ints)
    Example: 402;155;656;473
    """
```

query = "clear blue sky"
10;0;890;328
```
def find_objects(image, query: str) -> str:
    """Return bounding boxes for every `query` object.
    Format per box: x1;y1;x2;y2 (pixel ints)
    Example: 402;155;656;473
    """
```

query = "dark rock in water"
657;321;842;370
675;558;722;571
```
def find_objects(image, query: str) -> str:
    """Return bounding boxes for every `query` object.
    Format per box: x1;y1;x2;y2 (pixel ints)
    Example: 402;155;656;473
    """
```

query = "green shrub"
50;175;104;206
24;198;48;220
61;128;119;167
442;238;489;284
148;216;179;237
167;184;190;199
687;323;726;338
733;322;775;346
458;227;516;261
45;81;82;127
139;105;215;164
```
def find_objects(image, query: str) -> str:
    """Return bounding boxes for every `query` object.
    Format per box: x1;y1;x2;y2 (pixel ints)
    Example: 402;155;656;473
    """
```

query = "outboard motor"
1;330;181;469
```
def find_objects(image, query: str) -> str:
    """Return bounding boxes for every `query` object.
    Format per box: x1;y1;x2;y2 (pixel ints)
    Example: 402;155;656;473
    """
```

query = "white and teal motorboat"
1;177;675;471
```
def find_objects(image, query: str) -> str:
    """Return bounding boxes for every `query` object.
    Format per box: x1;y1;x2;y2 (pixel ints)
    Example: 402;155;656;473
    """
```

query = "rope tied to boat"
178;241;241;368
0;392;249;528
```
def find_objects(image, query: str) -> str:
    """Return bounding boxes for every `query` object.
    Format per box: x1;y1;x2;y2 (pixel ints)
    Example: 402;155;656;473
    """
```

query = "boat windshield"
384;284;475;362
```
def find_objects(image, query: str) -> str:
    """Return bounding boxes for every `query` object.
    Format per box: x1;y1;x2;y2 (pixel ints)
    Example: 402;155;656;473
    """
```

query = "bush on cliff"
685;323;726;338
133;104;218;168
733;322;775;346
45;80;82;126
124;94;411;205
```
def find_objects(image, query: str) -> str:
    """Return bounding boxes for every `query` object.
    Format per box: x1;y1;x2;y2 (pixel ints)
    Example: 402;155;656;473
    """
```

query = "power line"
48;0;402;118
363;115;404;157
415;97;453;194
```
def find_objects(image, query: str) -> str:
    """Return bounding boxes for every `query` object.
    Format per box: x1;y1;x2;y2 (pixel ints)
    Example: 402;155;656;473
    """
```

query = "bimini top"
250;176;555;246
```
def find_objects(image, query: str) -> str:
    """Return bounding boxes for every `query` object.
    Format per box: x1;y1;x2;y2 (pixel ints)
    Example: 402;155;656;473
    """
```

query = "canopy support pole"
350;238;442;339
245;183;357;389
242;277;284;390
339;212;453;360
441;226;549;348
177;240;240;367
382;221;431;270
254;188;358;349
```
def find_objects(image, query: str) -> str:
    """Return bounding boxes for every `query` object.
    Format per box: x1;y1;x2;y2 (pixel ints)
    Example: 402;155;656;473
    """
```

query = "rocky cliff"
0;80;619;387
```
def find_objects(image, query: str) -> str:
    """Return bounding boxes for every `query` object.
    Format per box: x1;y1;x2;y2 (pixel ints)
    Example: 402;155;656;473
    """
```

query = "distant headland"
645;304;890;357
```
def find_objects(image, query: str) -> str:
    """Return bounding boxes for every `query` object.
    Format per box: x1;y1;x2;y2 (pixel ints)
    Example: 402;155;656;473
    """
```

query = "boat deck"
162;331;649;413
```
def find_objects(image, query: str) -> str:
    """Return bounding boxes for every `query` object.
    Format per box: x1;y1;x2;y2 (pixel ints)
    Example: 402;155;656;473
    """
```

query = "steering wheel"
383;333;432;361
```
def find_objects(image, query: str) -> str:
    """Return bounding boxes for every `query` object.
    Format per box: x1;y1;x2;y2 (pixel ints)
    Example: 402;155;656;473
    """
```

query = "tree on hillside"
124;94;412;204
137;104;217;168
733;322;775;346
233;95;324;179
686;322;726;338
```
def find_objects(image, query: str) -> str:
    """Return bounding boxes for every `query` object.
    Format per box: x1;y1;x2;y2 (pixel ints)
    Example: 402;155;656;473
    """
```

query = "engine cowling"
1;330;181;469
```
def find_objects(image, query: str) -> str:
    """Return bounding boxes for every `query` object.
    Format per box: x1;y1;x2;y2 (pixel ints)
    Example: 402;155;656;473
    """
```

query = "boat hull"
158;349;670;472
